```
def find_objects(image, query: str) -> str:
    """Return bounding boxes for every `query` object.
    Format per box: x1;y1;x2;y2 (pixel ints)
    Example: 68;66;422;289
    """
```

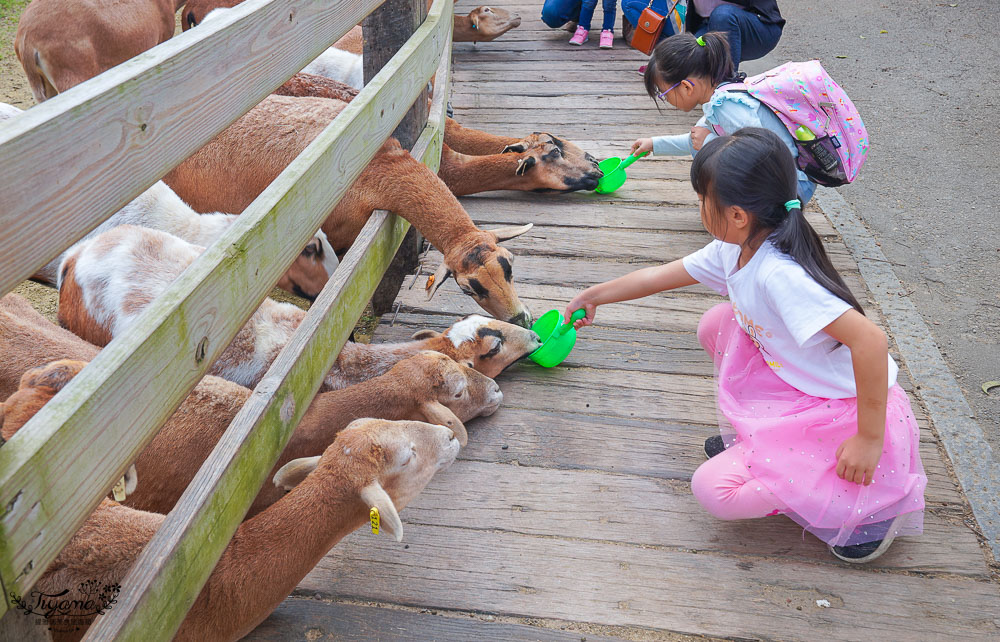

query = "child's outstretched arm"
566;259;697;328
632;134;694;157
824;310;890;486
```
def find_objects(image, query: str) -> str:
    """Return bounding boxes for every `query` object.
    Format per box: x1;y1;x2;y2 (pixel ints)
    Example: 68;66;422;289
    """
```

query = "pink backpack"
713;60;868;187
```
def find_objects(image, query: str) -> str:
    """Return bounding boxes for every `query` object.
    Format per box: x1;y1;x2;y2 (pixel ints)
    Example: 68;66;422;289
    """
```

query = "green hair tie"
696;36;707;46
784;199;802;211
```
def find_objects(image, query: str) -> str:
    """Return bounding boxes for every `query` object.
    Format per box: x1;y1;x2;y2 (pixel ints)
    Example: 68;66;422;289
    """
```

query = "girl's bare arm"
566;259;698;327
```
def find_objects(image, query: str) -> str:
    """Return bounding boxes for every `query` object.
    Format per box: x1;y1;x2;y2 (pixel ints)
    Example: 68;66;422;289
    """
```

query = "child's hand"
565;295;596;329
835;434;884;486
631;138;654;157
690;126;711;151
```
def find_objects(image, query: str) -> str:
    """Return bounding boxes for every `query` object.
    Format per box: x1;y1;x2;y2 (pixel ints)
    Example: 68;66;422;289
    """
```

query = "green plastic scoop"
594;151;648;194
529;309;587;367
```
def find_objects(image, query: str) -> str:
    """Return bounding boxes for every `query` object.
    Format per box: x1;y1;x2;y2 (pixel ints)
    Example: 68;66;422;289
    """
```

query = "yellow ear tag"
369;506;380;534
112;476;127;502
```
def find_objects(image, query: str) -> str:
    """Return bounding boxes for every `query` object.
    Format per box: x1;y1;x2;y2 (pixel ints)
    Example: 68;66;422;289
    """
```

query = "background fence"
0;0;452;636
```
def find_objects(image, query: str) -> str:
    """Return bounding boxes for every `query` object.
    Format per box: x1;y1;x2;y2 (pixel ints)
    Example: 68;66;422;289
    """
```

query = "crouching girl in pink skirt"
566;127;926;563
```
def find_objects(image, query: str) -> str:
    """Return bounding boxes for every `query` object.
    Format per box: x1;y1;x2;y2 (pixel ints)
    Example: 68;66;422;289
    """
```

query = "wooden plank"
298;525;1000;640
456;223;861;272
0;0;385;297
398;460;987;576
247;599;633;641
82;4;453;638
0;0;451;616
460;198;840;237
453;94;665;110
470;399;948;497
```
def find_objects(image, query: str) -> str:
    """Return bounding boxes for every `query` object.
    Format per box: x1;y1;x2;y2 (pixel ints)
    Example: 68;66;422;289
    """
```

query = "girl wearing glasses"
630;31;816;204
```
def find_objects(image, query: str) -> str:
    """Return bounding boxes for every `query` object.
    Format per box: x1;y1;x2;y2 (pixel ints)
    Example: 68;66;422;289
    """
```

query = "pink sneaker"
599;29;613;49
569;26;589;45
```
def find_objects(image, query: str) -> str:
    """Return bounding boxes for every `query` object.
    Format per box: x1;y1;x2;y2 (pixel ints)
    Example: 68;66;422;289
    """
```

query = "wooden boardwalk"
249;4;1000;639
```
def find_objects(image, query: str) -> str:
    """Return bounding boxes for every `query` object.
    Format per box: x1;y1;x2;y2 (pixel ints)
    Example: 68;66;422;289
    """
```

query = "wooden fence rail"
0;0;452;634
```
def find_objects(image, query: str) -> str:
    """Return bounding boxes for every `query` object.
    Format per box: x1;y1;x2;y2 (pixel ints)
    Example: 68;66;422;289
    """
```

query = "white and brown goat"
58;225;540;388
36;178;335;299
1;363;459;642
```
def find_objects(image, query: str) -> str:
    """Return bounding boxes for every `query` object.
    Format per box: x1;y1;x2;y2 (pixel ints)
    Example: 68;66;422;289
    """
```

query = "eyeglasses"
656;80;685;100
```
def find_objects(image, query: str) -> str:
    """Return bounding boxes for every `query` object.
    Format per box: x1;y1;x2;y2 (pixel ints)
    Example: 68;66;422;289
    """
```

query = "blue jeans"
579;0;618;30
542;0;617;30
541;0;579;28
694;5;782;66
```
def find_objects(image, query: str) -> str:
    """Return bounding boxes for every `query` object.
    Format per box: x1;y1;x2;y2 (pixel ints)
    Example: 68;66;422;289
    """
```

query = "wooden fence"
0;0;452;636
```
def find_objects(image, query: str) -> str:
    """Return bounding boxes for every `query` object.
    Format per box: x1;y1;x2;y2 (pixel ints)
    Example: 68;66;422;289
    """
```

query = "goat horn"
489;223;533;242
425;262;454;301
360;481;403;542
273;455;321;491
420;401;468;447
124;464;139;496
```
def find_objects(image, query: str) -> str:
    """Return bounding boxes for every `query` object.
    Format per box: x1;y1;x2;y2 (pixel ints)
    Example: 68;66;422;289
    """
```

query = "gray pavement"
762;0;1000;454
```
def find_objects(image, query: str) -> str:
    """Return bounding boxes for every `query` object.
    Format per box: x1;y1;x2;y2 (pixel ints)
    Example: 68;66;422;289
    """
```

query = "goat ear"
420;401;468;447
360;481;403;542
19;360;85;393
501;142;527;154
489;223;533;242
515;155;536;176
425;262;454;301
411;329;442;340
273;455;321;491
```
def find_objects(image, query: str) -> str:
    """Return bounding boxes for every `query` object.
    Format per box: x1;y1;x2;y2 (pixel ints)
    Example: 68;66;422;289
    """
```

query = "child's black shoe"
703;435;726;459
828;516;902;563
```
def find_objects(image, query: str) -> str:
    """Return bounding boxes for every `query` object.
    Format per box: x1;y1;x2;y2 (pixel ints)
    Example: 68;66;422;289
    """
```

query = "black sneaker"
828;516;901;563
703;435;726;459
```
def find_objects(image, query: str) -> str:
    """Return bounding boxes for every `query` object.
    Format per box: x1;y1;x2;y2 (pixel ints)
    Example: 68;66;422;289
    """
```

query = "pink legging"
691;303;787;520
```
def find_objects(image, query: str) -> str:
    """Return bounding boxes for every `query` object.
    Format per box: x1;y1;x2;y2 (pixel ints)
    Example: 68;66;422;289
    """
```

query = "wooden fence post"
364;0;431;314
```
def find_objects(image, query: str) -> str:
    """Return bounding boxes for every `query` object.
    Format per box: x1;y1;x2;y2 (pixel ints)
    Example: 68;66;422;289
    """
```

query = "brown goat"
163;95;535;326
1;362;459;642
14;0;184;103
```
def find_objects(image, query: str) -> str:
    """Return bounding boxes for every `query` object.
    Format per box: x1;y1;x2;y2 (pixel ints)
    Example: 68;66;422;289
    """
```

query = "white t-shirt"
683;239;898;399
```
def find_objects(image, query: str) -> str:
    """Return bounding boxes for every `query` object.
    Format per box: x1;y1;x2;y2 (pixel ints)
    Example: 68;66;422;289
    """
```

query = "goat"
264;78;602;194
14;0;184;103
439;134;602;195
34;178;336;299
58;225;540;387
0;361;459;642
1;295;499;518
162;95;535;326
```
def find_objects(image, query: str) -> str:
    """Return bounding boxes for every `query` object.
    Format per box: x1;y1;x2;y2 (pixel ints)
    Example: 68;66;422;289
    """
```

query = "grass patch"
0;0;28;62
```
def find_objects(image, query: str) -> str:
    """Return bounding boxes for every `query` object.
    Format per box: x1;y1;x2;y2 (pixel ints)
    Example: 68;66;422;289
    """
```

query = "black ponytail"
691;128;864;317
643;31;735;101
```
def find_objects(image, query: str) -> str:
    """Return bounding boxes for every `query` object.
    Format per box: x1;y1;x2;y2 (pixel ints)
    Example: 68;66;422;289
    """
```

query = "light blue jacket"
651;90;816;203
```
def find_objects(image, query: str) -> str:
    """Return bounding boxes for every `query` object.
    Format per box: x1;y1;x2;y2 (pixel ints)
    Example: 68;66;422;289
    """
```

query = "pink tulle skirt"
701;304;926;546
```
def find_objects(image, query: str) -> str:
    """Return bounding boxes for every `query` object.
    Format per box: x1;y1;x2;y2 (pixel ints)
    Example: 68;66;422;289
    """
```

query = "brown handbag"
630;2;666;55
629;0;682;56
